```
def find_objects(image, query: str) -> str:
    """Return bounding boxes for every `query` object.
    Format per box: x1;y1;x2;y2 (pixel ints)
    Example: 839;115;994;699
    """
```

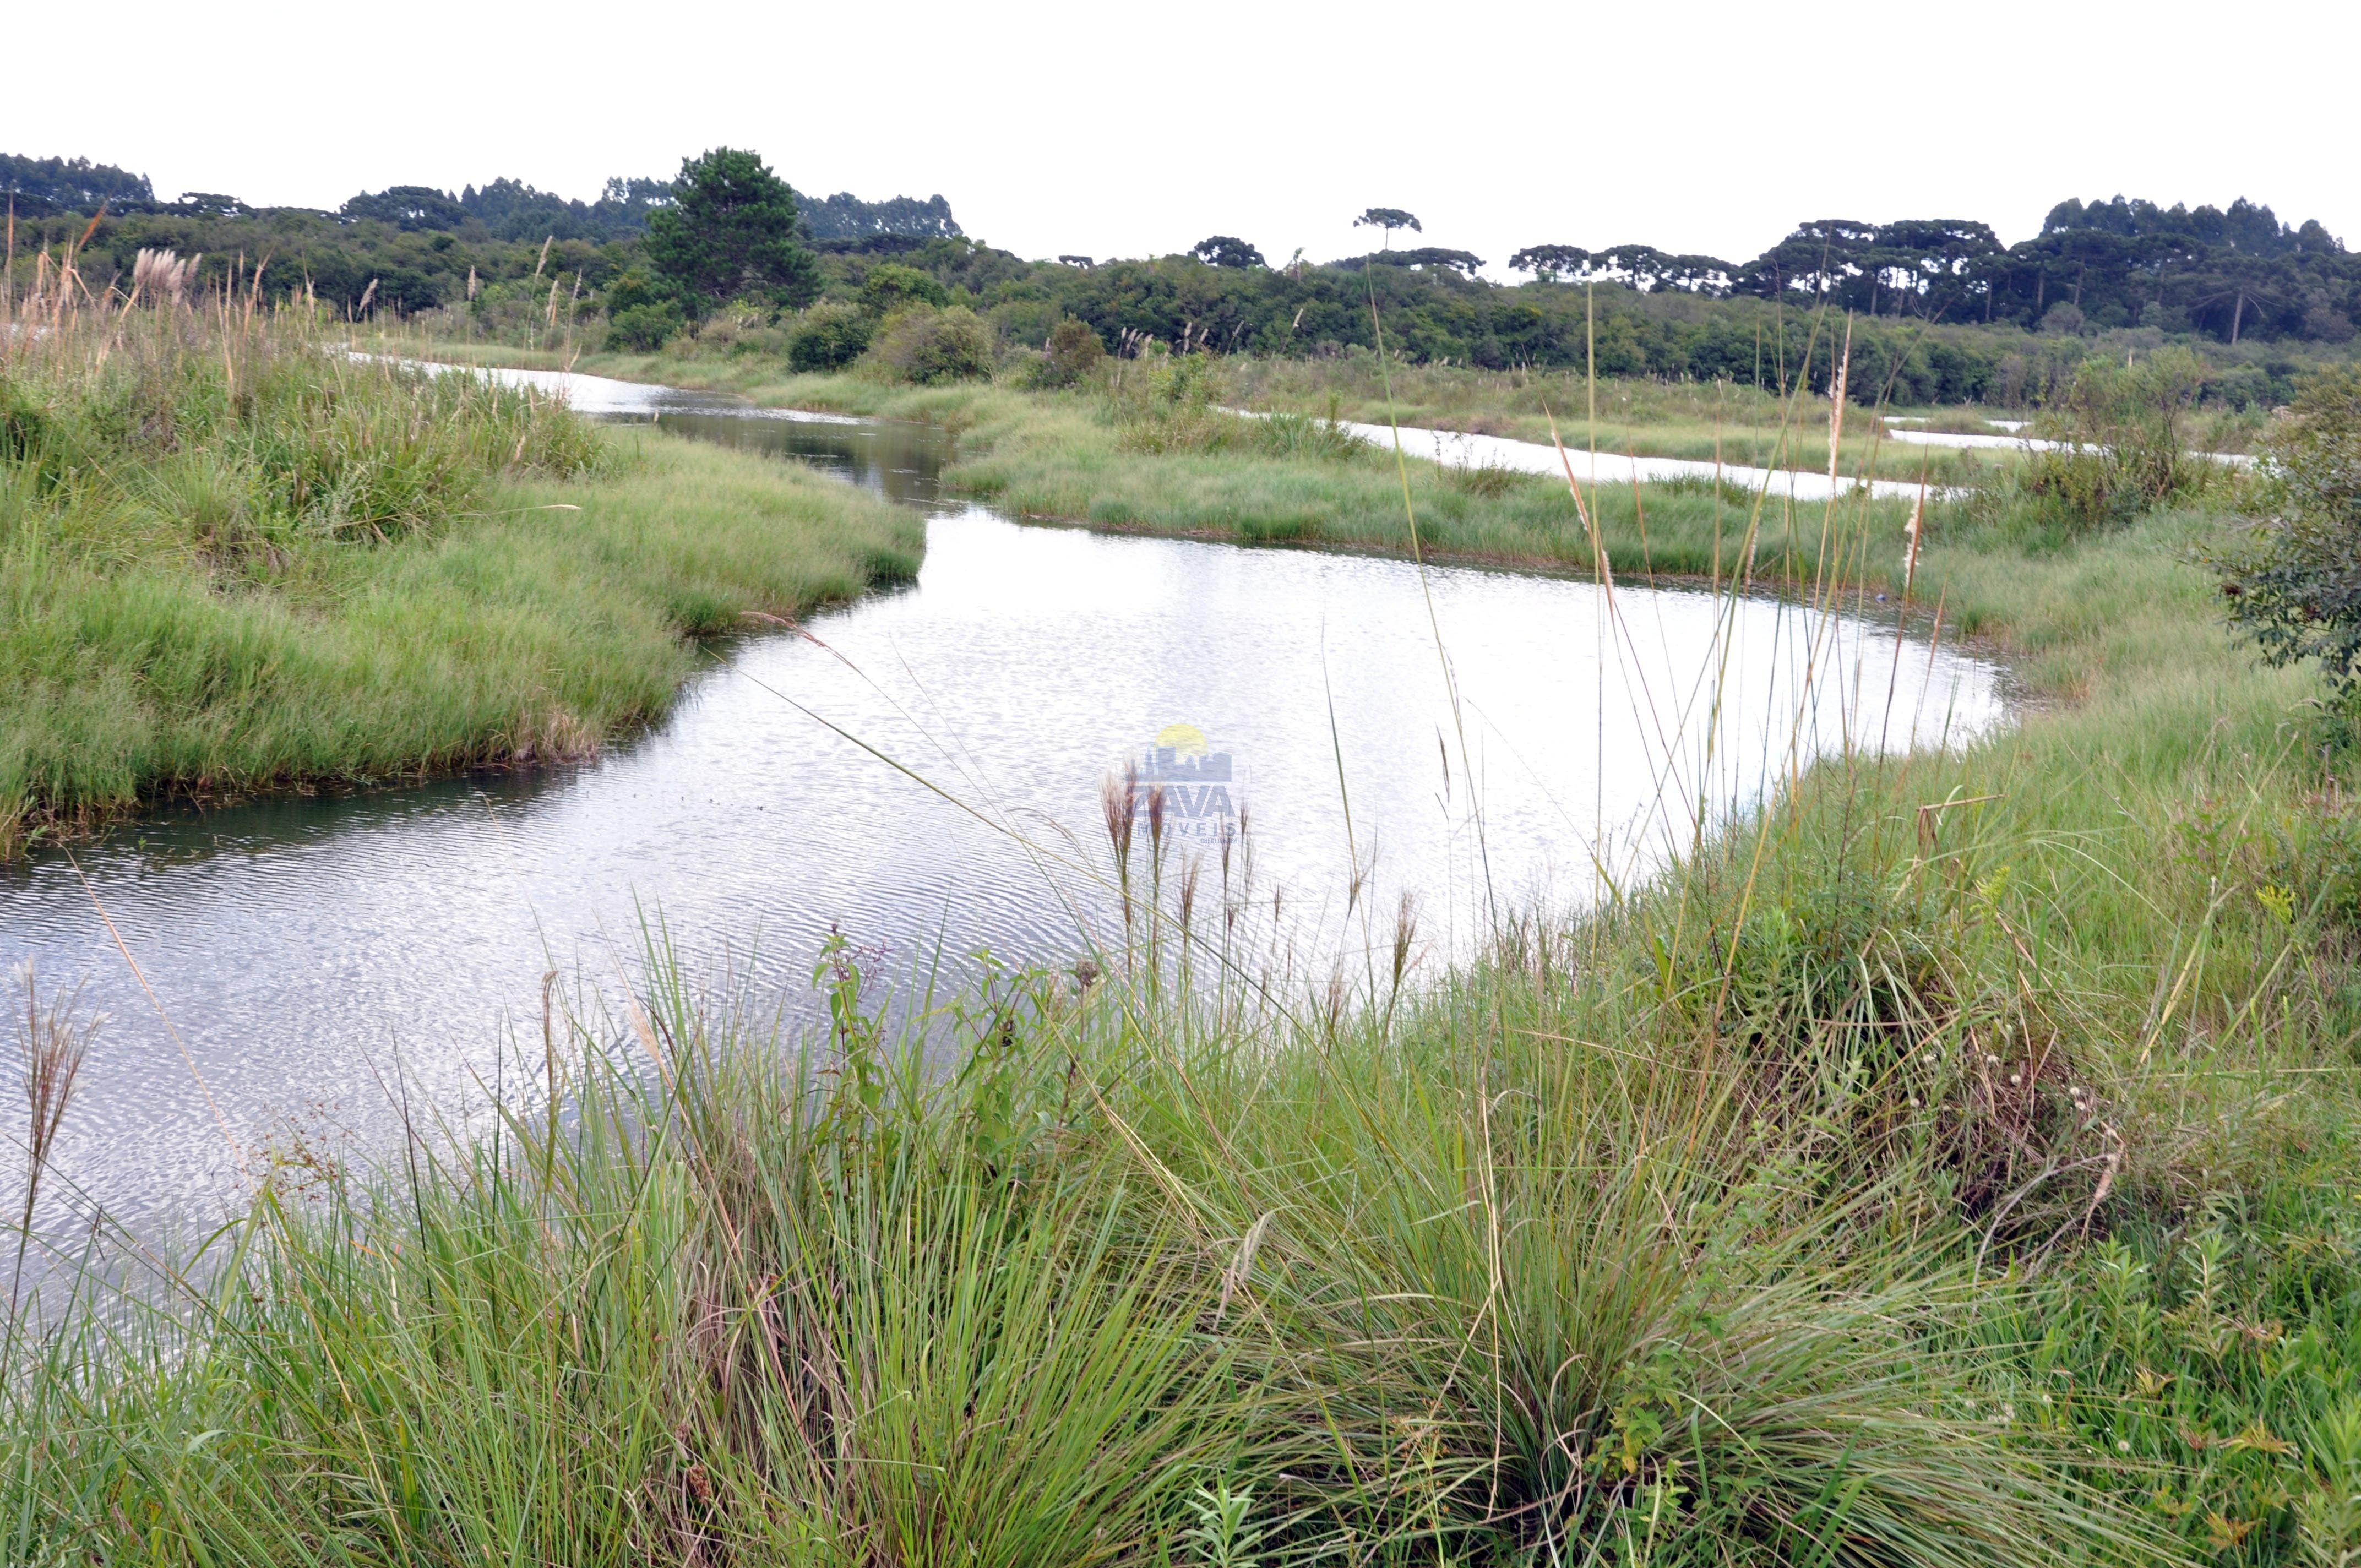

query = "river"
0;369;2005;1234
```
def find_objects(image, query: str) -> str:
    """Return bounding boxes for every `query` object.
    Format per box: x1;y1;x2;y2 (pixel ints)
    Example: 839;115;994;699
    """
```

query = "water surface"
1;380;2004;1231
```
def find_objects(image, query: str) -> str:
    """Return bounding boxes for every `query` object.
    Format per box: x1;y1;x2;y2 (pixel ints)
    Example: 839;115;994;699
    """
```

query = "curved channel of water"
1;372;2005;1233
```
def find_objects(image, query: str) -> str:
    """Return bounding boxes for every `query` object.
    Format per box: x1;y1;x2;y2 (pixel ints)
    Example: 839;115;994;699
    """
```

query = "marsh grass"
0;306;922;855
0;919;2165;1567
412;340;1922;581
8;313;2357;1564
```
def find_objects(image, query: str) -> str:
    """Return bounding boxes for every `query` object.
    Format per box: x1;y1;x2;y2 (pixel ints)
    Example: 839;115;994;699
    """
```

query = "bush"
863;306;995;384
2213;366;2361;701
787;300;874;372
460;275;589;345
693;304;791;358
2017;346;2211;527
1112;348;1238;453
605;300;685;352
1029;317;1105;389
858;262;950;319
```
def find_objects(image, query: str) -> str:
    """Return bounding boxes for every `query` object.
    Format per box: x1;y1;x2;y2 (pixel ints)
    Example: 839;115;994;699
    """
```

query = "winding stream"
1;369;2006;1233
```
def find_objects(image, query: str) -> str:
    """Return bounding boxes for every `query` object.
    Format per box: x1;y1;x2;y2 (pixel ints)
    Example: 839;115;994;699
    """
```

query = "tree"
1364;247;1486;279
1509;244;1588;281
643;148;820;311
858;262;950;317
1354;208;1421;248
1190;236;1265;269
2214;367;2361;701
0;153;153;215
340;185;469;230
1576;244;1734;296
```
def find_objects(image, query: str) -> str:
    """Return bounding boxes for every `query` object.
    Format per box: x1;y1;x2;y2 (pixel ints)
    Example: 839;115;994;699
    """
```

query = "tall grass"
0;928;2158;1566
415;323;2361;1560
6;305;2358;1565
0;298;922;855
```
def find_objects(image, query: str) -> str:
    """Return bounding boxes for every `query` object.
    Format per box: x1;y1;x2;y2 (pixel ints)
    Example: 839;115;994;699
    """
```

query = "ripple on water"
1;393;2005;1232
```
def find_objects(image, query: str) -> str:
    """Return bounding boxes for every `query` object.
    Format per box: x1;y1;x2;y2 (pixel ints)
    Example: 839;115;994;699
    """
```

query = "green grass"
393;336;1947;591
0;315;922;854
8;325;2360;1564
0;936;2169;1567
1225;354;2269;461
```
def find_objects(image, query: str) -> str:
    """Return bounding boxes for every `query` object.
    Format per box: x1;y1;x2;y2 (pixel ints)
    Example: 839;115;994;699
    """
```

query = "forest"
7;148;2357;410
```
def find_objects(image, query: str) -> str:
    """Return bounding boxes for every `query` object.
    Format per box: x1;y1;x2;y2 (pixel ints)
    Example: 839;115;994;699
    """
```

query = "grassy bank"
396;337;1954;597
1226;353;2268;461
0;314;922;856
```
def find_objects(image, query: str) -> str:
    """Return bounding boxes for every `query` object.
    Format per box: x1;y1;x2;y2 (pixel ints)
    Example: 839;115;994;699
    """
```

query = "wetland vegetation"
0;307;919;855
7;144;2361;1568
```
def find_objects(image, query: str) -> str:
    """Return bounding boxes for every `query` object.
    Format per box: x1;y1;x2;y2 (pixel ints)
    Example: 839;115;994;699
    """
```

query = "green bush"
1113;348;1238;452
863;305;995;384
2213;365;2361;703
858;262;951;318
2021;346;2213;527
605;300;685;352
787;300;874;372
1029;317;1105;388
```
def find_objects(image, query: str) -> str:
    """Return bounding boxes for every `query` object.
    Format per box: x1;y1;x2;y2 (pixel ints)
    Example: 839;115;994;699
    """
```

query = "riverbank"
398;340;1971;606
0;319;921;857
10;337;2361;1565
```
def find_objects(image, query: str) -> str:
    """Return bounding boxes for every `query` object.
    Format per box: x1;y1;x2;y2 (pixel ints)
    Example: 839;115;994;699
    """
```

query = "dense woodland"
8;148;2358;407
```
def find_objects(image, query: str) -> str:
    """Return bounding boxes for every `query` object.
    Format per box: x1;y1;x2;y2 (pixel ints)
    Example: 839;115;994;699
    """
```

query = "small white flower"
2009;1072;2023;1086
2117;1440;2132;1453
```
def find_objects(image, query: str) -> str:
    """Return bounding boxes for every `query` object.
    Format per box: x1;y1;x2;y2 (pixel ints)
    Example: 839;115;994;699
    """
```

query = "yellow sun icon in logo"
1155;722;1209;759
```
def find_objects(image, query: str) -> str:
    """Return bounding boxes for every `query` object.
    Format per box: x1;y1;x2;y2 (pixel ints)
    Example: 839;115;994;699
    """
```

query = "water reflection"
0;393;2006;1233
647;409;945;508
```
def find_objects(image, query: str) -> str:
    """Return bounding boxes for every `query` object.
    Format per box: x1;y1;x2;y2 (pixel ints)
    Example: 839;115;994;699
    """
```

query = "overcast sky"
12;0;2353;279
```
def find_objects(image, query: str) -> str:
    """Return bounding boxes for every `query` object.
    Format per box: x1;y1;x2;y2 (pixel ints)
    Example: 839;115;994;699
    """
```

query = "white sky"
11;0;2354;279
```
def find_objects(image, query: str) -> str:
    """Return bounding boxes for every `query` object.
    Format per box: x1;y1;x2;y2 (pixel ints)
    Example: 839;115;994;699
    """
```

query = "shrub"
787;300;874;372
2015;346;2212;528
858;262;950;319
1113;349;1236;453
2212;366;2361;703
605;300;685;352
864;306;995;385
463;275;589;345
1031;317;1105;389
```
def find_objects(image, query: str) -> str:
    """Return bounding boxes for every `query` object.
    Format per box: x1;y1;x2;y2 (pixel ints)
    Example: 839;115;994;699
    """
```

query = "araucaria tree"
644;148;820;311
1190;236;1265;269
1354;208;1421;248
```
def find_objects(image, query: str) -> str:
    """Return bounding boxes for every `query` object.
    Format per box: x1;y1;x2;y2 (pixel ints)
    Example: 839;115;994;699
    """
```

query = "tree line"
1520;199;2354;345
8;146;2354;408
2;150;958;246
